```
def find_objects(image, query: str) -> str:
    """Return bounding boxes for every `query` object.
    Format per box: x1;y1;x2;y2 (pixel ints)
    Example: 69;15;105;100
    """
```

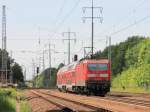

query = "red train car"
57;59;111;96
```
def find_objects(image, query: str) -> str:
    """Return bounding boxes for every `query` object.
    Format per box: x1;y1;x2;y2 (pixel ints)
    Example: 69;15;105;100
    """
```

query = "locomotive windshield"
88;64;97;70
98;64;108;70
88;64;108;71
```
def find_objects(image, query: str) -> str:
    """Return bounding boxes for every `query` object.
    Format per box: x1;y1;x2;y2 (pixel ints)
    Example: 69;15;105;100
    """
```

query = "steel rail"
103;96;150;107
34;90;112;112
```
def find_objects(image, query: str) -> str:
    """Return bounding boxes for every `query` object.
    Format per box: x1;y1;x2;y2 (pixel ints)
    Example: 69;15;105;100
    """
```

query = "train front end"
86;59;111;96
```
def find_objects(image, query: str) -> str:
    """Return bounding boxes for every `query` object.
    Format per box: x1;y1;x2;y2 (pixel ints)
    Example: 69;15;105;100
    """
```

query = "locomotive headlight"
100;74;108;77
88;74;96;77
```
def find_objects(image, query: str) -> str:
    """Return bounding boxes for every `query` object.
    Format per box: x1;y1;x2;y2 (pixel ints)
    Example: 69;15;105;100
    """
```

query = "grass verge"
17;90;32;112
0;88;32;112
0;88;16;112
20;101;32;112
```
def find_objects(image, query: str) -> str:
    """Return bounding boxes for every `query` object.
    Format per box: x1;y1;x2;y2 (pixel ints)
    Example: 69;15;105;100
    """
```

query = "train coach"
57;59;111;96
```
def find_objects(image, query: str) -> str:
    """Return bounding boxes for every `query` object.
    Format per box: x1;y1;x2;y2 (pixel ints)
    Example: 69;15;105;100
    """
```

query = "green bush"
20;101;32;112
112;38;150;92
93;36;144;76
0;88;17;112
33;68;57;88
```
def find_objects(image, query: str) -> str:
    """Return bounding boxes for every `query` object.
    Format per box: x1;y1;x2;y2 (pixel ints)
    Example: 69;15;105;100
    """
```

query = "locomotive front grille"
86;80;110;89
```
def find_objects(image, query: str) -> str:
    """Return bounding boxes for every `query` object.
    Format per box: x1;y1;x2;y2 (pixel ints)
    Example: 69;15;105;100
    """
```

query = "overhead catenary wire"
52;0;68;27
1;37;106;41
97;0;149;37
42;0;81;66
110;13;150;36
49;0;81;39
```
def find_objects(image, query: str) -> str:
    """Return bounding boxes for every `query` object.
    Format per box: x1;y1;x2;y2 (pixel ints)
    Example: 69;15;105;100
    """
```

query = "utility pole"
32;59;36;87
107;37;111;62
10;50;13;84
1;5;8;84
108;37;111;73
32;59;36;78
42;50;45;71
22;65;26;81
49;43;51;72
62;29;76;64
38;27;41;73
48;42;55;79
2;5;6;50
83;0;103;59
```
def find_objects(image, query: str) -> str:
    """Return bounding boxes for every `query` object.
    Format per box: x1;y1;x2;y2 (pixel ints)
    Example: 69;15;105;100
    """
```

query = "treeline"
33;63;65;88
93;36;144;77
0;49;24;84
33;68;57;88
93;36;150;91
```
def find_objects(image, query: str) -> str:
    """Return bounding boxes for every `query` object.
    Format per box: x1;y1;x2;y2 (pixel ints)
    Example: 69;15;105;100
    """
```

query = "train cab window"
88;64;97;70
98;64;108;71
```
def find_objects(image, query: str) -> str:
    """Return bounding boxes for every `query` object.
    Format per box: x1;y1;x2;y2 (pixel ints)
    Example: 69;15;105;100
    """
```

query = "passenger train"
57;59;111;96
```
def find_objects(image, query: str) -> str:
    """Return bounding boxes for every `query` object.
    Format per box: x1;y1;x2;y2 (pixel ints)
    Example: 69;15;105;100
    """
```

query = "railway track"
103;95;150;107
55;90;150;107
47;89;150;108
108;92;150;99
31;90;112;112
40;89;150;112
25;90;61;112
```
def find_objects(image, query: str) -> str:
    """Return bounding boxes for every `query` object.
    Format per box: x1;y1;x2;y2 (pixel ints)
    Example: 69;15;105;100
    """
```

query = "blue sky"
0;0;150;79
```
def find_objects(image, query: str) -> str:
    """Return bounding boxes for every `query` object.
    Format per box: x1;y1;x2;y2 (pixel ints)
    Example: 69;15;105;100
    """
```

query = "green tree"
57;63;65;70
0;49;13;70
11;63;24;83
33;67;57;88
112;38;150;90
93;36;144;76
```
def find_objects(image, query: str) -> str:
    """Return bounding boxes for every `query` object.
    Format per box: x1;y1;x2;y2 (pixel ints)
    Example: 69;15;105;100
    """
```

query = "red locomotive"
57;59;110;96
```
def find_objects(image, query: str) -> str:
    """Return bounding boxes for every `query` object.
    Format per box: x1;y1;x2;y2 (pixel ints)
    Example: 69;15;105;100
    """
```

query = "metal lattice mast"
2;5;6;50
83;0;103;59
1;5;7;84
62;29;76;64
